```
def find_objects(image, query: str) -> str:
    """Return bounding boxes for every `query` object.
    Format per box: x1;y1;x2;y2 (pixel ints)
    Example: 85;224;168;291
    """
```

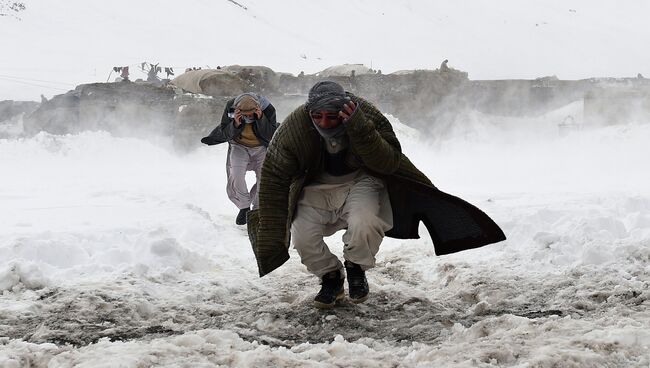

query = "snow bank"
0;262;49;292
0;132;241;284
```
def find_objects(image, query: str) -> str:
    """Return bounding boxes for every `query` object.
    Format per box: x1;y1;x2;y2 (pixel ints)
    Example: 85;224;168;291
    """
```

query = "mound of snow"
316;64;373;77
0;262;49;292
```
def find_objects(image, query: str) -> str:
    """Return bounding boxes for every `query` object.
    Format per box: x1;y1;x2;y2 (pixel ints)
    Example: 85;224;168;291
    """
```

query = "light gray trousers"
226;142;266;210
290;173;393;277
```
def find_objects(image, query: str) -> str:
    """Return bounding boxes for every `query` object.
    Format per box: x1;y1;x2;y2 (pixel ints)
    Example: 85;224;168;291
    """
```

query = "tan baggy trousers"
226;142;266;210
291;172;393;277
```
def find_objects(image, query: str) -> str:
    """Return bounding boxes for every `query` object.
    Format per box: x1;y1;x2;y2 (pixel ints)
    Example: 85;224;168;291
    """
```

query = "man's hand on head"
233;109;243;127
339;100;356;122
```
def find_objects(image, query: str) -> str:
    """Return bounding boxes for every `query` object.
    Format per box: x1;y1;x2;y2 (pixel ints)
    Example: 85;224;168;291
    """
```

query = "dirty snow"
1;110;649;367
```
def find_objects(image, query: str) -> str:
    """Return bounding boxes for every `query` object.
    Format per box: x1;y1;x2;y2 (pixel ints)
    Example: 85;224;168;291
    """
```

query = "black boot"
314;269;344;309
345;260;369;303
235;208;249;225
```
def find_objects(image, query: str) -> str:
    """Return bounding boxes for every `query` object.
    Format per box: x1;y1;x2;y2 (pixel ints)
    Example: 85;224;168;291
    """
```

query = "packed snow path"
3;223;649;352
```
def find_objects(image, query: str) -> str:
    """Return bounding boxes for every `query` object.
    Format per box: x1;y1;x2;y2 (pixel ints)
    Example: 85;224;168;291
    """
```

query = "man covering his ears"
247;81;505;309
202;93;278;225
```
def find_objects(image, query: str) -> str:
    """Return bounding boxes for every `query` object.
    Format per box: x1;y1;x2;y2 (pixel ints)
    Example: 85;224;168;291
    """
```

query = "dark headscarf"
305;81;350;151
305;81;349;112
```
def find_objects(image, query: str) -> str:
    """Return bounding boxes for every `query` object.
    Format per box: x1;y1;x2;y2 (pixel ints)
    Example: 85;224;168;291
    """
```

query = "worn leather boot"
314;269;344;309
344;260;369;303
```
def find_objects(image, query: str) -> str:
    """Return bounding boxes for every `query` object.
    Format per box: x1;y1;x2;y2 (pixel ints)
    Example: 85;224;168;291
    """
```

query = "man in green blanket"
247;81;505;309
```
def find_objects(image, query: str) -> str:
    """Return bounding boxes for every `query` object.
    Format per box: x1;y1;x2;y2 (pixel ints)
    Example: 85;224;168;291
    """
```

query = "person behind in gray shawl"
201;93;278;225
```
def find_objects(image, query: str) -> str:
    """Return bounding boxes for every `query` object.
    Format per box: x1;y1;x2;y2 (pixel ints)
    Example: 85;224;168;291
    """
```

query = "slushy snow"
1;109;649;367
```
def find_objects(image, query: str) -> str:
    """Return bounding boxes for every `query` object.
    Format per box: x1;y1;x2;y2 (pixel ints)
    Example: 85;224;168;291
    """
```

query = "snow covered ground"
1;107;649;367
2;0;650;366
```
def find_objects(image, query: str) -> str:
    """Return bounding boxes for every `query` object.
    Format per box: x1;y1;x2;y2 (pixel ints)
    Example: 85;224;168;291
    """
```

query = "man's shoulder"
283;104;309;124
354;96;389;124
351;94;380;112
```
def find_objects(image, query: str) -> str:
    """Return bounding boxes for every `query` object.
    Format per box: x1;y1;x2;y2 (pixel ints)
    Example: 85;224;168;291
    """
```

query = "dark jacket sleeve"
200;99;243;145
253;103;279;146
263;103;277;125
